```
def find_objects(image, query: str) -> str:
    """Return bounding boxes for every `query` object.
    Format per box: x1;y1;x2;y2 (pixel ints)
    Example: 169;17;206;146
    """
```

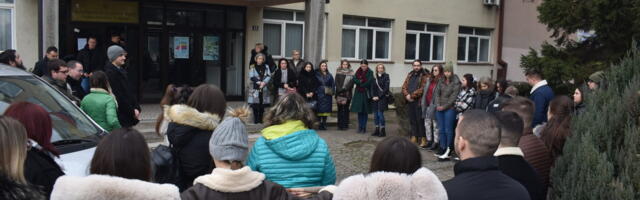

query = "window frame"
341;16;393;61
404;23;447;63
457;27;492;63
0;1;16;50
263;10;305;59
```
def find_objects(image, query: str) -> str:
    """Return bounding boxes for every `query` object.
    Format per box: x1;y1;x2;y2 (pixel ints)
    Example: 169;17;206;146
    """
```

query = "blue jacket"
247;124;336;188
530;84;554;127
315;72;336;113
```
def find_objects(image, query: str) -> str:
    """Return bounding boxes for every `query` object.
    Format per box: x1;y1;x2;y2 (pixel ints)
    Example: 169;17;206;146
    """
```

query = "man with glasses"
44;59;80;105
66;60;87;100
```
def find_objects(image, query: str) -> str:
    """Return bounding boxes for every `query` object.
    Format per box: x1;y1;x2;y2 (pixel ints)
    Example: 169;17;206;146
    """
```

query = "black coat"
250;47;276;72
497;155;545;200
473;90;496;110
76;47;106;73
288;59;305;75
105;63;140;127
24;148;65;197
167;123;215;192
272;68;297;89
32;57;50;77
298;69;320;102
0;172;45;200
67;76;87;100
443;156;531;200
371;73;390;112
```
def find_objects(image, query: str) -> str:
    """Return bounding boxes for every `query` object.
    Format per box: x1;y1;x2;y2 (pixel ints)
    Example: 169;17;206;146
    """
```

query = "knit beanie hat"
209;107;251;162
589;71;604;83
444;61;454;73
107;45;126;62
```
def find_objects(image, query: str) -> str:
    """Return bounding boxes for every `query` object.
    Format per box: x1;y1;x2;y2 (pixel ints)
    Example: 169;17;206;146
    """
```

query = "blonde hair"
0;116;28;183
263;93;316;128
375;63;386;75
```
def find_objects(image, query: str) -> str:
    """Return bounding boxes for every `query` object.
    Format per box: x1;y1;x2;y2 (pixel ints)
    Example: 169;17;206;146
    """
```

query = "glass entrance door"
225;31;244;97
141;31;162;102
202;33;222;87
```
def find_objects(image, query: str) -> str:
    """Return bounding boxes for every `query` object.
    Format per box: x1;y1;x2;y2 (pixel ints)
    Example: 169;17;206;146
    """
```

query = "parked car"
0;64;105;176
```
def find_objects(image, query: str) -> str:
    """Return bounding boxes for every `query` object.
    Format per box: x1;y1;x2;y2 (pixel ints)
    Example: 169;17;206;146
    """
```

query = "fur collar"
50;175;180;200
164;104;221;131
193;166;265;193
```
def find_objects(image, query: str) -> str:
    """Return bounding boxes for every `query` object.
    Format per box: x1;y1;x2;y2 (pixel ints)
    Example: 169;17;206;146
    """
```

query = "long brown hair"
541;96;573;161
431;64;444;81
369;136;421;174
90;128;152;181
264;93;316;128
89;71;111;91
156;84;193;134
0;116;29;183
188;84;227;118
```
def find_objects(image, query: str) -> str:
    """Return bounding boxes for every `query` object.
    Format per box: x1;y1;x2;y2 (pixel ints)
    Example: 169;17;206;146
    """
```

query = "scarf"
356;67;368;92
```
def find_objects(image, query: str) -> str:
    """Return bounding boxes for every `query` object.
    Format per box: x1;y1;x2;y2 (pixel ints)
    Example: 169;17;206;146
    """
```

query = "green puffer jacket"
81;88;121;131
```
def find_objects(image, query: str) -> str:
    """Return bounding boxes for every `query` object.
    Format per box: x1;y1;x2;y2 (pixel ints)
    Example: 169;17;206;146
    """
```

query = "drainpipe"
497;0;507;80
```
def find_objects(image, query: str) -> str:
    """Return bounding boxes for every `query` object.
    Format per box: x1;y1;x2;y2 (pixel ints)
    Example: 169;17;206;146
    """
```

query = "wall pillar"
42;0;58;52
303;0;325;66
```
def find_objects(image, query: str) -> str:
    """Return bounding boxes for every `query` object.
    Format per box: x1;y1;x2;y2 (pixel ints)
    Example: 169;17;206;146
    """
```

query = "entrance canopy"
176;0;305;7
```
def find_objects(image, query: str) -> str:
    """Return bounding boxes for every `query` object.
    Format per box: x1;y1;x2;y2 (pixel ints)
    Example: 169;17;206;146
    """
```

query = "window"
0;0;14;50
263;9;304;58
405;22;446;62
457;26;491;63
341;15;392;60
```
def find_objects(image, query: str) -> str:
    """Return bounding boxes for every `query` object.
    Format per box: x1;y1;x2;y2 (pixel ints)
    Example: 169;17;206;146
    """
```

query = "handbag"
151;144;180;184
324;87;334;96
386;92;395;104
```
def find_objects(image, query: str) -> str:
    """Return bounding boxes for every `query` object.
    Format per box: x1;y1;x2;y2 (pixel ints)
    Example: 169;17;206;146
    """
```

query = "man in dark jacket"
66;60;87;100
288;50;305;75
249;43;276;72
494;111;545;200
525;69;554;127
401;60;428;145
443;110;530;200
32;46;59;77
76;37;106;92
105;45;140;127
502;97;552;192
42;59;80;105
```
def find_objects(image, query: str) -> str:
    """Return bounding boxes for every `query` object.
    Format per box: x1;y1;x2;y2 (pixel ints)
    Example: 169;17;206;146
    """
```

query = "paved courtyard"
135;103;455;183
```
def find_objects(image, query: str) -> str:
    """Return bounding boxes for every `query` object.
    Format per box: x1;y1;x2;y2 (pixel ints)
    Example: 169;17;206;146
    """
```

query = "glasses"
59;70;69;74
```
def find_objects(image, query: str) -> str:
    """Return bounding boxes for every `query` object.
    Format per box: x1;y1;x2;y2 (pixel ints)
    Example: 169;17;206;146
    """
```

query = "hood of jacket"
261;124;319;161
164;104;221;131
193;166;266;193
330;168;447;200
50;175;180;200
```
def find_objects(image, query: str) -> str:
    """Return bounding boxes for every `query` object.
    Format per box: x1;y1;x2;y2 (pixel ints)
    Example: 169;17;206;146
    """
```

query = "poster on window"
77;38;87;50
203;36;220;61
174;36;190;59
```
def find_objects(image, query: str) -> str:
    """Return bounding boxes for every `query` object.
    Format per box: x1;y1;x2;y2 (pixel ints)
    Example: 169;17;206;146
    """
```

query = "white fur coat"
50;175;180;200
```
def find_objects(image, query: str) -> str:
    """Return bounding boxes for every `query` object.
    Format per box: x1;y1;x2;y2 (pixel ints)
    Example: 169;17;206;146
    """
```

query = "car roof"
0;64;33;76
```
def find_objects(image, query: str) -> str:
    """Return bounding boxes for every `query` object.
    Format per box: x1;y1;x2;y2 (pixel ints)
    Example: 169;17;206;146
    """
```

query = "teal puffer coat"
246;129;336;188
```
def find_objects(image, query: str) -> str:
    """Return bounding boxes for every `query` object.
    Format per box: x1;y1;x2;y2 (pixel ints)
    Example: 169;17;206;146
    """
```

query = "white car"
0;64;105;176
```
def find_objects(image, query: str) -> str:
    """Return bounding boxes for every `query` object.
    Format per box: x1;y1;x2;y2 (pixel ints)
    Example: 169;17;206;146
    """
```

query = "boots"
378;128;386;137
372;127;380;136
319;117;327;130
410;136;417;144
438;147;451;161
428;142;439;151
419;137;428;149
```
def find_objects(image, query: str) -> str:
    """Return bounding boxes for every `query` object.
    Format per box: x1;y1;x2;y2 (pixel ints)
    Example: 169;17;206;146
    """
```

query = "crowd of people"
0;39;601;199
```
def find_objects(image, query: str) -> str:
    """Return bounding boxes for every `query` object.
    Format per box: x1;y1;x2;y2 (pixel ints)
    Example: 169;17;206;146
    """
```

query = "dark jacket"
105;63;140;127
518;132;552;192
473;90;496;110
434;75;461;110
371;73;390;112
42;76;80;105
495;148;545;200
574;102;586;115
272;68;297;90
334;69;355;100
298;69;320;102
66;76;86;100
76;46;106;74
181;167;300;200
443;156;530;200
0;172;45;200
351;68;374;113
288;59;306;75
166;104;220;192
530;82;554;127
250;47;276;72
486;94;511;113
24;148;65;197
316;72;335;113
32;57;50;77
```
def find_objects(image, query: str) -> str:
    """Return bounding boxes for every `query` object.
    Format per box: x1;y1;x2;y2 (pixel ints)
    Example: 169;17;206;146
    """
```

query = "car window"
0;76;99;142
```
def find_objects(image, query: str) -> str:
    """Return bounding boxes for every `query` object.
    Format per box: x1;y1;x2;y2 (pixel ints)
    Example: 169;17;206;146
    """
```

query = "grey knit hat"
209;108;250;162
107;45;126;62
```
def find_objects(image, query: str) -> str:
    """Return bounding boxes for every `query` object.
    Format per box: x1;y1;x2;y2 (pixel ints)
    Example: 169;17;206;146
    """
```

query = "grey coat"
421;77;440;119
247;65;272;105
434;75;461;110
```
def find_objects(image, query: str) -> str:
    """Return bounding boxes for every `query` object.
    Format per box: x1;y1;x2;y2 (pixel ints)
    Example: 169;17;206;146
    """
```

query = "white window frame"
457;27;492;63
262;10;305;59
341;17;393;61
0;1;16;50
405;24;447;62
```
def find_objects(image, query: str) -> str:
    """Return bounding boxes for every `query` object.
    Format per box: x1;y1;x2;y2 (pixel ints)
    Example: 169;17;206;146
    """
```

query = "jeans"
80;76;90;93
436;108;456;150
374;111;385;127
357;112;368;130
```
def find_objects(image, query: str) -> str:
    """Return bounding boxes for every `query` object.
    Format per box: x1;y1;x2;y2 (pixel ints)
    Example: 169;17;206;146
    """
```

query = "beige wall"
15;0;39;71
502;0;552;81
251;0;500;88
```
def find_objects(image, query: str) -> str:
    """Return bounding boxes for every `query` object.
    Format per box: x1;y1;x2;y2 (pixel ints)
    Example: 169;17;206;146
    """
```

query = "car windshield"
0;76;99;142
